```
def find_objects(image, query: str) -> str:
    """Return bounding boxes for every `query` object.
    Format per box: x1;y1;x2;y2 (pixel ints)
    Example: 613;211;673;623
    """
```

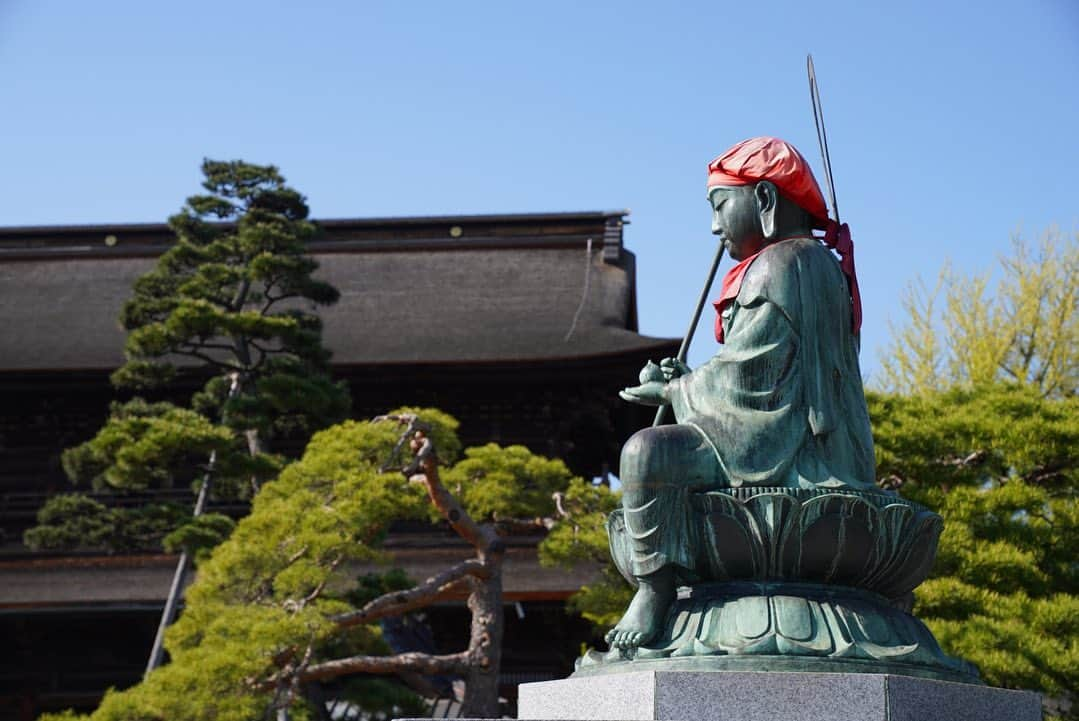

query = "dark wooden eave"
0;536;600;611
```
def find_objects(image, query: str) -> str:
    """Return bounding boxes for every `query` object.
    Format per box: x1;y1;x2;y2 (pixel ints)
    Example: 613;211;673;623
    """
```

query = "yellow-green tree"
878;229;1077;398
871;229;1078;716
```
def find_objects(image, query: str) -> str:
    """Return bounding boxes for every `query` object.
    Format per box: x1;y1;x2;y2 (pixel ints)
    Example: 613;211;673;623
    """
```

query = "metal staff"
807;54;840;224
652;241;726;426
145;373;241;677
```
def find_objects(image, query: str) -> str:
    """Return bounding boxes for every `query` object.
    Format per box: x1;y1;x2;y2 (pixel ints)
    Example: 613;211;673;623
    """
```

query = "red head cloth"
707;136;862;339
707;136;829;229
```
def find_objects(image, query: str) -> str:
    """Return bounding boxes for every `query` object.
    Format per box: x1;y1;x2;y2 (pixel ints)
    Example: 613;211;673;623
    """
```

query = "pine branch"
375;414;499;554
491;517;556;535
1022;461;1071;487
312;414;507;718
333;559;486;628
414;443;495;553
185;341;240;353
231;275;253;314
296;651;470;684
942;450;990;468
175;345;243;372
261;293;283;314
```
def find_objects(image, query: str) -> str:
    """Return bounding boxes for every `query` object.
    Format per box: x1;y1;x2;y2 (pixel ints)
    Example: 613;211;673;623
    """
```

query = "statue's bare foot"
604;568;675;650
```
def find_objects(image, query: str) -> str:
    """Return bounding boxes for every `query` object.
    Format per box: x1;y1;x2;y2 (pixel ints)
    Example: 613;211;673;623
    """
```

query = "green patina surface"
593;139;980;684
578;581;977;684
581;487;978;682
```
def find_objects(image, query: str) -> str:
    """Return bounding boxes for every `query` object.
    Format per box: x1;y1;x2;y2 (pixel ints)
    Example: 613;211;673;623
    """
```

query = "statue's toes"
628;631;643;648
604;628;617;645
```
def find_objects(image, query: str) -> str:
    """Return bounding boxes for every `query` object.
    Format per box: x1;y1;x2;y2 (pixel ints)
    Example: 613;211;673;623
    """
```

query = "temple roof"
0;211;677;371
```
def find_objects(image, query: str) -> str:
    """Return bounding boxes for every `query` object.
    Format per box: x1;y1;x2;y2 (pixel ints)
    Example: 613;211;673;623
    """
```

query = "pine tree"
38;408;582;720
111;159;350;490
28;160;351;552
538;477;630;628
869;385;1078;718
113;160;349;464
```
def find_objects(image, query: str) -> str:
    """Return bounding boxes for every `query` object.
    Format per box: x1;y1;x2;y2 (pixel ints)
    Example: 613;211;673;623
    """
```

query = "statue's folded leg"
620;423;720;578
606;423;720;650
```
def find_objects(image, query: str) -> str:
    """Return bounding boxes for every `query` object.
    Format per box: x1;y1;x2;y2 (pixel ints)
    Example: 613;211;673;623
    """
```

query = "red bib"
713;250;764;344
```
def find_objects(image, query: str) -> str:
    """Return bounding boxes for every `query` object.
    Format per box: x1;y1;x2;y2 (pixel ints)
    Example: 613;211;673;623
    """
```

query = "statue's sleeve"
665;259;804;486
706;240;846;437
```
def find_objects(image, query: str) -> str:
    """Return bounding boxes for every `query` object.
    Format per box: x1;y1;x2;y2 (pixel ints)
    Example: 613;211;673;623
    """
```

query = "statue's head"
707;137;829;260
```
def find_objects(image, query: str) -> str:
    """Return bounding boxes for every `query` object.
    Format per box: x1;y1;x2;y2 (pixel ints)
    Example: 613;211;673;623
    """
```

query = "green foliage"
870;384;1076;499
102;158;350;488
163;514;237;560
48;407;591;719
37;711;84;721
347;568;415;608
326;678;428;721
869;384;1078;708
69;604;336;721
29;160;351;555
443;443;576;521
60;398;257;495
879;229;1078;398
538;478;631;629
48;409;451;720
24;494;190;554
113;159;350;447
23;494;113;550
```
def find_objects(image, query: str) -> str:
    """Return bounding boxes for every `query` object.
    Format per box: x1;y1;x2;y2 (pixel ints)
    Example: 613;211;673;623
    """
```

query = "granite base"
512;670;1040;721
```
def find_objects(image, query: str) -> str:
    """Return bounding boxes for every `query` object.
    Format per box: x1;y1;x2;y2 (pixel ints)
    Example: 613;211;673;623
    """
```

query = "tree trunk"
287;418;509;717
459;563;504;718
246;428;266;456
233;372;268;492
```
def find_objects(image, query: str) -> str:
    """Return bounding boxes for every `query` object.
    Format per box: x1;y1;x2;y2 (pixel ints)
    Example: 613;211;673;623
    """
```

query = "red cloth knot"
822;220;862;335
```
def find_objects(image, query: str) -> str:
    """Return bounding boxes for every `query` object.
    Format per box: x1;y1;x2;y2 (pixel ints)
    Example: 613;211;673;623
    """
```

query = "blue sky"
2;0;1077;379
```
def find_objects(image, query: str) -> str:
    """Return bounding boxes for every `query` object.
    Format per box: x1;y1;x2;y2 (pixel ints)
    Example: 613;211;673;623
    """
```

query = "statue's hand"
659;357;691;381
619;381;669;406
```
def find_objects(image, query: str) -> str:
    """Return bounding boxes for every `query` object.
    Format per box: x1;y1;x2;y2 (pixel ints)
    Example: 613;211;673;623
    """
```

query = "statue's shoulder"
740;237;834;305
756;236;831;271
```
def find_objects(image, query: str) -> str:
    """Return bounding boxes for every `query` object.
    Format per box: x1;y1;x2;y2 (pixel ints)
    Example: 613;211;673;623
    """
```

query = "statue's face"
708;185;765;261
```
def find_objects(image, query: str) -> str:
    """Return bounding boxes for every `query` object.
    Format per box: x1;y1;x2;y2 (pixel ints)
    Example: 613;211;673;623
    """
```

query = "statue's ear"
755;181;778;239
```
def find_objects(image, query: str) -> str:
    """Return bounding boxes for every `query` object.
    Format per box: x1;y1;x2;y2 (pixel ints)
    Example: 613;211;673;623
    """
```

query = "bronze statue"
609;136;874;649
582;137;976;684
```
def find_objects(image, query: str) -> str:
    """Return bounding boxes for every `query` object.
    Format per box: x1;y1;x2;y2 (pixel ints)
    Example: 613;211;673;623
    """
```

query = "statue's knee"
621;425;717;496
620;429;655;483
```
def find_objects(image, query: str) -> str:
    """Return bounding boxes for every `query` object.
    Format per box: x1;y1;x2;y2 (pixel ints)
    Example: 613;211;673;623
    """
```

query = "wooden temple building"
0;211;678;719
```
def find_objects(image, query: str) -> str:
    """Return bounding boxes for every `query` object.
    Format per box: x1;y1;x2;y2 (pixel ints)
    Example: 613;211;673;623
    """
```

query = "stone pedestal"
515;671;1041;721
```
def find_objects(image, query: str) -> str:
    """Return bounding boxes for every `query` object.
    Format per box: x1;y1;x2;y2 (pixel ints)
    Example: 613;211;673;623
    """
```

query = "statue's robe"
668;236;876;490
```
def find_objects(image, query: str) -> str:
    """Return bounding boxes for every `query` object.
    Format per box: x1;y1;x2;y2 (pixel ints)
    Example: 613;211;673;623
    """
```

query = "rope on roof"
563;237;594;342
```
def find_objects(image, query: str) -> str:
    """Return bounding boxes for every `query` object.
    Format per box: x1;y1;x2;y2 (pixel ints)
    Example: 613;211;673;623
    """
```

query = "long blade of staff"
807;54;840;224
653;242;726;426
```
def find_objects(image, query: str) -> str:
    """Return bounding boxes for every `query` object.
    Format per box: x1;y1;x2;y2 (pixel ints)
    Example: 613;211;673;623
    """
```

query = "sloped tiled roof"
0;211;677;371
